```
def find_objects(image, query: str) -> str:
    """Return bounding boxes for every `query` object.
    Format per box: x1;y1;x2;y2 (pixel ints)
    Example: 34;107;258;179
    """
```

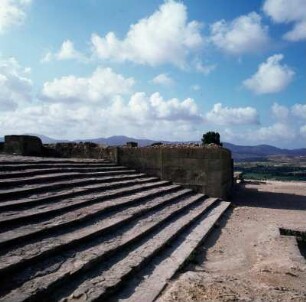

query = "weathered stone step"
0;170;138;201
0;166;127;180
0;168;135;189
0;178;168;231
0;162;116;171
0;193;210;302
0;182;178;251
0;159;111;165
116;201;231;302
52;197;219;302
0;174;148;212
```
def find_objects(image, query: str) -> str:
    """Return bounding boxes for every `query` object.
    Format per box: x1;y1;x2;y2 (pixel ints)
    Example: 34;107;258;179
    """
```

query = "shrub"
201;131;222;146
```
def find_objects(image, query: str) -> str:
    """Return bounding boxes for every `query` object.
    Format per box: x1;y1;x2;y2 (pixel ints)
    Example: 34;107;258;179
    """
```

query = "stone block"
126;142;138;148
4;135;43;156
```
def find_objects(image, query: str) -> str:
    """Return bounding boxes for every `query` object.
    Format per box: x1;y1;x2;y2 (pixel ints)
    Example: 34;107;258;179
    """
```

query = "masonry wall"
45;143;118;162
1;134;232;198
4;135;43;156
118;147;233;199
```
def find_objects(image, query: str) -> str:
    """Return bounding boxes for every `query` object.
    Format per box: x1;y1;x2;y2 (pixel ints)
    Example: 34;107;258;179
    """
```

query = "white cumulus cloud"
252;122;296;141
91;0;204;68
210;12;270;54
292;103;306;120
272;102;289;120
41;40;86;63
263;0;306;41
0;57;32;111
243;54;294;94
206;103;259;125
300;125;306;138
41;67;135;103
152;74;174;86
57;40;83;60
0;0;31;33
193;60;216;75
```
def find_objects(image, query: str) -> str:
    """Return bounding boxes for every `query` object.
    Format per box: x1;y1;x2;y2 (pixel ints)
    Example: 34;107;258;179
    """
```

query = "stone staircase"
0;157;230;302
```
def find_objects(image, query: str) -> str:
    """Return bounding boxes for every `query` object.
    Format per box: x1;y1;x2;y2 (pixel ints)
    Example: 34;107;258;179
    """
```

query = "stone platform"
0;156;230;302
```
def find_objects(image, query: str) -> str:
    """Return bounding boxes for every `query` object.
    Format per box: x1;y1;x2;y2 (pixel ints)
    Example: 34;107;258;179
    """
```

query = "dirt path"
158;181;306;302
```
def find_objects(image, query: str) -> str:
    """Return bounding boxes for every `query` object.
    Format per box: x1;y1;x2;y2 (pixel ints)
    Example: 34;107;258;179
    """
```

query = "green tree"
201;131;222;146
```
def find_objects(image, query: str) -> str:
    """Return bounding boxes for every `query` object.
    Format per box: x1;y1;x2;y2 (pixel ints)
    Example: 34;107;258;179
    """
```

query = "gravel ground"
158;180;306;302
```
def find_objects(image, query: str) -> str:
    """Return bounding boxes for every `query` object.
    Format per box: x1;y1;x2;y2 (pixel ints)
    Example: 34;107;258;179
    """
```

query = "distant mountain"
223;142;306;161
0;137;4;143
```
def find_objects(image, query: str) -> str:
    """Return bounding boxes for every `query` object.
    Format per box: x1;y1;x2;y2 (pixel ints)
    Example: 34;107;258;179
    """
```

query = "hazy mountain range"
1;134;305;161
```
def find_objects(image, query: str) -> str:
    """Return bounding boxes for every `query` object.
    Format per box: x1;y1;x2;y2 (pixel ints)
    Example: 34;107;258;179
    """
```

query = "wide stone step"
0;193;211;302
0;179;169;231
0;157;231;302
0;187;188;256
0;168;136;189
0;181;171;245
0;174;148;212
52;197;219;302
0;166;128;180
0;159;111;165
0;170;138;201
116;201;231;302
0;162;116;171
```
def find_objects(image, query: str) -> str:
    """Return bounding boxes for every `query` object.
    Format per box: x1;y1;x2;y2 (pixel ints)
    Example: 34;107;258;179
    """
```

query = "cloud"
111;92;202;123
91;0;204;68
252;122;296;141
0;57;32;111
300;125;306;138
40;67;135;103
0;0;31;33
263;0;306;41
210;12;270;54
57;40;83;60
33;66;203;140
223;102;306;147
152;74;174;86
243;54;294;94
1;89;203;141
193;60;216;75
41;40;86;63
205;103;259;125
272;102;289;120
291;103;306;120
224;122;297;146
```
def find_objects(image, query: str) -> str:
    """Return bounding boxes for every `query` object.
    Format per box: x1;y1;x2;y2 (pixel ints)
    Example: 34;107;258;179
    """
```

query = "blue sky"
0;0;305;148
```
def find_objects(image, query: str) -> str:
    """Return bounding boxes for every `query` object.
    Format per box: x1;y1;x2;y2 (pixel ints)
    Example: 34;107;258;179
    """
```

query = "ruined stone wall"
45;142;118;162
4;135;43;156
1;134;232;198
118;146;233;199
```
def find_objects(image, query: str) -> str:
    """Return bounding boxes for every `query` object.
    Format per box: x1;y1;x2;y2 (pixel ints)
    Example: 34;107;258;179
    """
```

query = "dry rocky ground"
158;181;306;302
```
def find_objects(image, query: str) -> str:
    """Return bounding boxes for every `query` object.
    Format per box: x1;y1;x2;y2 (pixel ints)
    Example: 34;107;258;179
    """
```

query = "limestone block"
4;135;42;156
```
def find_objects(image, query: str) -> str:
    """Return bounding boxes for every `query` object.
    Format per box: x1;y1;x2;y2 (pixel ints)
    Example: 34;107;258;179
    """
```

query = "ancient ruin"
0;135;232;301
2;135;304;301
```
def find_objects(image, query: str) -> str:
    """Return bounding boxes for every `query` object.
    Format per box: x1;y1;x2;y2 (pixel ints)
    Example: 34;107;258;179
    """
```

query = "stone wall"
118;146;233;199
1;134;233;198
4;135;43;156
45;142;118;162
